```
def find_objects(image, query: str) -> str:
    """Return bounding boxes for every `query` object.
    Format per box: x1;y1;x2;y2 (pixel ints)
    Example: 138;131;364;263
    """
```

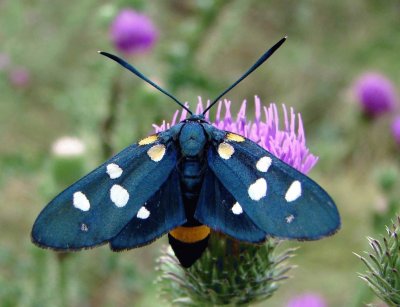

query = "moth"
32;37;340;267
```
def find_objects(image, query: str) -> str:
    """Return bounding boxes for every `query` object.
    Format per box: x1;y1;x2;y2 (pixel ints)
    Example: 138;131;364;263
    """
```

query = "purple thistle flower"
391;116;400;145
153;96;318;174
353;72;398;117
9;67;30;88
287;293;327;307
110;9;158;55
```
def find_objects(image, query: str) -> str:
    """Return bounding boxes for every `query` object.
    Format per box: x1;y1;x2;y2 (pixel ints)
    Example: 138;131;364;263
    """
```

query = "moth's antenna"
202;36;287;115
99;51;192;115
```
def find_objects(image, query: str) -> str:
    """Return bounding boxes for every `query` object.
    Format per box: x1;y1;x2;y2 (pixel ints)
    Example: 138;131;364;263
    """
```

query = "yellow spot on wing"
147;144;166;162
226;133;245;142
218;142;235;159
139;134;158;146
169;225;210;243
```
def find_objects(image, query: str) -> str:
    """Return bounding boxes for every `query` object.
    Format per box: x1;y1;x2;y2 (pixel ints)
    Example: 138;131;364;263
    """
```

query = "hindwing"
110;170;186;250
195;168;266;243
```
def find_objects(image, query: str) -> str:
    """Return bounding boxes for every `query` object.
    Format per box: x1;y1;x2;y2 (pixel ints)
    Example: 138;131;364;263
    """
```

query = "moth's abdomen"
180;158;204;192
170;156;209;267
179;158;205;220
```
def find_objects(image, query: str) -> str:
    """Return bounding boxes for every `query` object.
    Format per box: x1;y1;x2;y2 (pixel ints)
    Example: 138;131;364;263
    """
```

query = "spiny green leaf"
356;215;400;306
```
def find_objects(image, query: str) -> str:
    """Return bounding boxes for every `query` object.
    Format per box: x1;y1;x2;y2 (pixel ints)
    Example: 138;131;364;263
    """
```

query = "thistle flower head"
157;236;296;306
154;96;318;174
353;72;398;117
9;67;30;88
287;293;327;307
110;9;158;55
391;116;400;146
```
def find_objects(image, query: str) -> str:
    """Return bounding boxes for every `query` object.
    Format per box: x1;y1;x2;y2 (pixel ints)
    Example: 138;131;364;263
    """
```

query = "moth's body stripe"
169;225;211;243
106;163;123;179
285;180;302;202
73;192;90;211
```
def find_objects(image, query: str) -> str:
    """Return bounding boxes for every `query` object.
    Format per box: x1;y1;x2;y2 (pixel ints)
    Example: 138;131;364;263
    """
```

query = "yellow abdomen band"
169;225;210;243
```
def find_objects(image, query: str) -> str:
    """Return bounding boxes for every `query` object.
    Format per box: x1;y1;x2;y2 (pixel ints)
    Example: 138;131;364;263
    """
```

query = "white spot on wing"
285;180;302;202
248;178;267;201
81;223;89;232
73;191;90;211
106;163;123;179
110;184;129;207
256;156;272;172
137;206;150;219
286;215;295;223
231;202;243;215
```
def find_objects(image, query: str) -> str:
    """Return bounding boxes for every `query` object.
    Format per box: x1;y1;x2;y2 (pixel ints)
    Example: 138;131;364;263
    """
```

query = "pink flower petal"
154;97;318;174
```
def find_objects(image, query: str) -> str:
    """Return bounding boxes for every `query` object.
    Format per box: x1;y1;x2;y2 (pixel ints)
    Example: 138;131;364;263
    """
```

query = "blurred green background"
1;0;400;306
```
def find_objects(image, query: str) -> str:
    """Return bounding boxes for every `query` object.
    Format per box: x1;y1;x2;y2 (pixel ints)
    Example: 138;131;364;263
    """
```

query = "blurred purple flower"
154;96;318;174
9;67;30;88
353;72;398;117
391;116;400;145
110;9;158;55
287;293;327;307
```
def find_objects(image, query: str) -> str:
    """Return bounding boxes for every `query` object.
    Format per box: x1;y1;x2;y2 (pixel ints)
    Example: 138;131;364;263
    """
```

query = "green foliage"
157;235;295;306
356;216;400;306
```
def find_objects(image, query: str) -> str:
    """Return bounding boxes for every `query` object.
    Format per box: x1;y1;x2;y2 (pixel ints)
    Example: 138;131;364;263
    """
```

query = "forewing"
207;130;340;240
110;170;186;250
32;134;178;249
195;168;266;243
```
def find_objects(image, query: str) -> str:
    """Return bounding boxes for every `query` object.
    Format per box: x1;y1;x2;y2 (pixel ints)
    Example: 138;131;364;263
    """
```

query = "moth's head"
184;114;207;122
179;119;207;157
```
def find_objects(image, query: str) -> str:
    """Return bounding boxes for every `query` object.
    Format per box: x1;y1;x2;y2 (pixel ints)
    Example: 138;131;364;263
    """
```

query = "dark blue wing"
32;131;180;250
206;128;340;240
110;170;186;250
195;168;266;243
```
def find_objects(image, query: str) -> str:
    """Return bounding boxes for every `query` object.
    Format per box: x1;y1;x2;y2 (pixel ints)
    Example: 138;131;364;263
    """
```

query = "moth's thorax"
179;122;207;157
